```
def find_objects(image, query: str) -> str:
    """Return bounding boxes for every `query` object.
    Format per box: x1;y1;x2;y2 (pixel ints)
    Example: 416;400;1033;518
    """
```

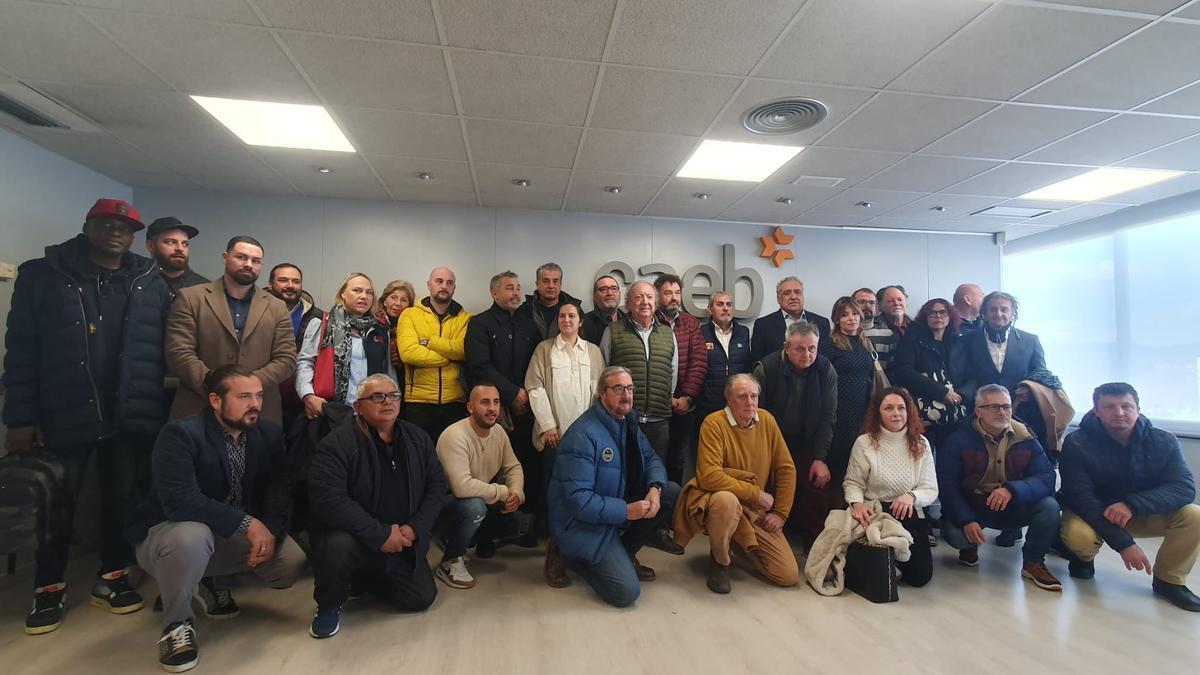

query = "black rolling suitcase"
0;454;69;575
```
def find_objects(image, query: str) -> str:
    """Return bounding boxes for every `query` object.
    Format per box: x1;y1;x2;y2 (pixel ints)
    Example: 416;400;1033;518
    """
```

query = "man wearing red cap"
3;198;174;635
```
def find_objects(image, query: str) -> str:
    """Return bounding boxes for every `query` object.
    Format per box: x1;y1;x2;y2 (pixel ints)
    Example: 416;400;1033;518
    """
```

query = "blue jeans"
436;497;529;558
564;481;680;608
942;496;1061;564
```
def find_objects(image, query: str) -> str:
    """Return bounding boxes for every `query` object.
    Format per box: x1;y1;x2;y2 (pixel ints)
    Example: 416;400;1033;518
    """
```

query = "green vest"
609;317;674;418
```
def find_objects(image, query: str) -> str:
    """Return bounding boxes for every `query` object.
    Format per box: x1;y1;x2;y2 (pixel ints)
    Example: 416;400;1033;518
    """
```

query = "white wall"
130;187;1002;320
0;127;132;367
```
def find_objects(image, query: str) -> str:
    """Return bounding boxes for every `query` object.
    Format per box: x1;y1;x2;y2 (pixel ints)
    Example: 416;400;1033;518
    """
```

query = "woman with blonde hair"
296;272;394;418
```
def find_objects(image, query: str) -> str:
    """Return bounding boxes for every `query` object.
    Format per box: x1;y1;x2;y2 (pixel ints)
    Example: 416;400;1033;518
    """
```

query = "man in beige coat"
165;236;296;424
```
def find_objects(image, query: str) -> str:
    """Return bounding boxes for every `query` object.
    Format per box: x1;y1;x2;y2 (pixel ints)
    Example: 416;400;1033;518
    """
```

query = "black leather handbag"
844;541;899;603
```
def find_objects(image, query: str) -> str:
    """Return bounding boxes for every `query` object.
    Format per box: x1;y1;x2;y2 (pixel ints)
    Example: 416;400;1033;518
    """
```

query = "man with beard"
521;262;582;340
953;283;985;334
582;275;622;344
396;266;473;441
264;263;323;349
144;217;208;301
750;276;830;364
434;384;527;589
308;374;450;638
5;198;173;635
165;236;297;424
869;285;912;369
128;365;305;672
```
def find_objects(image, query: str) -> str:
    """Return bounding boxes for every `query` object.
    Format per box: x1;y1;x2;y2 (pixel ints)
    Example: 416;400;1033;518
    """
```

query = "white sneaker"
436;556;475;589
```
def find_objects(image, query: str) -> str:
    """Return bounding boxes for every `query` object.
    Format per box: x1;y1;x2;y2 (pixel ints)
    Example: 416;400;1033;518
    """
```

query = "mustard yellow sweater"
696;409;797;519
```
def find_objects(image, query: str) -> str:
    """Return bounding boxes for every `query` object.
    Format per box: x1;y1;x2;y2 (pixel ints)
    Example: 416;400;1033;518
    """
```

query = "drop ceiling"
4;0;1200;239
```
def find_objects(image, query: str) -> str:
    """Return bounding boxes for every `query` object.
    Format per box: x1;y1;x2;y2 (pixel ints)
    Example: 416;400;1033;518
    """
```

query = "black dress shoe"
1152;578;1200;612
648;529;685;556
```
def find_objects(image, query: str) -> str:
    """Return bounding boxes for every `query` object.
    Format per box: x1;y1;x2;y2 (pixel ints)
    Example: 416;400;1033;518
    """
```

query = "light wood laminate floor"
1;533;1197;674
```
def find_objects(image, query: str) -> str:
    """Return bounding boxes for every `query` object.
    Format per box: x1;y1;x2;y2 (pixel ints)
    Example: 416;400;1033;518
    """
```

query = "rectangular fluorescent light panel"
191;95;355;152
971;206;1054;218
1019;167;1182;202
677;139;803;182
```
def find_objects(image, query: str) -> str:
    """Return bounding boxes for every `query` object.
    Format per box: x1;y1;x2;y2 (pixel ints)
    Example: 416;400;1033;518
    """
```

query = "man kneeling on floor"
1059;382;1200;612
434;383;528;589
307;374;450;638
937;384;1063;592
547;366;680;607
674;374;799;594
129;365;306;673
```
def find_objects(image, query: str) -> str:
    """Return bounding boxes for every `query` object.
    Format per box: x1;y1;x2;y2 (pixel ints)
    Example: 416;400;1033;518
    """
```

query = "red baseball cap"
85;198;145;231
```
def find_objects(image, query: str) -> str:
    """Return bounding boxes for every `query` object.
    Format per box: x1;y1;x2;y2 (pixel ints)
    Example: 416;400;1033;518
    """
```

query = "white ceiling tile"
1020;114;1200;165
474;163;570;198
809;188;924;215
1019;23;1200;109
16;127;168;175
589;66;740;135
368;156;473;192
390;188;478;207
941;163;1094;198
789;213;874;227
576;129;696;176
478;191;565;210
1136;81;1200;115
565;172;665;215
921;105;1113;160
255;0;438;42
925;220;1005;233
72;0;262;23
1117;134;1200;171
857;156;1001;192
886;194;1003;220
758;0;989;87
720;185;844;222
452;52;597;125
1047;0;1187;13
83;10;315;102
1099;171;1200;203
29;82;233;142
818;93;994;153
283;33;454;112
112;171;204;190
1176;3;1200;18
1014;202;1129;227
336;108;466;161
464;119;582;168
890;5;1145;99
254;148;388;200
131;135;273;176
609;0;803;75
643;177;756;219
856;216;948;230
440;0;615;60
706;80;874;146
0;3;162;87
770;147;905;187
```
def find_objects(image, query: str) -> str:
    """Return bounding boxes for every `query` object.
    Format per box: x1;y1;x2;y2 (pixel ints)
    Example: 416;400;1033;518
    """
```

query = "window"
1003;213;1200;434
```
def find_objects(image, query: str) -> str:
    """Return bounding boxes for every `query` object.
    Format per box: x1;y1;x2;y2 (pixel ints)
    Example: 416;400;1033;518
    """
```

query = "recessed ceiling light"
190;95;354;152
930;206;947;212
676;139;803;182
513;179;531;187
1019;167;1183;202
776;197;793;205
316;167;333;174
604;185;622;194
694;192;710;200
856;201;874;208
416;172;433;181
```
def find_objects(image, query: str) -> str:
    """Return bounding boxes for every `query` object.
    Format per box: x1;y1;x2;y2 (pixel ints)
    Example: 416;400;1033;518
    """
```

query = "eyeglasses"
606;385;635;394
977;403;1012;413
928;310;949;318
596;285;620;293
363;392;402;404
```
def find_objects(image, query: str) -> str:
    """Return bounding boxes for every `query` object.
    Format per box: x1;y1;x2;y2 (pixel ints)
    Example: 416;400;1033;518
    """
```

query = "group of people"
3;199;1197;673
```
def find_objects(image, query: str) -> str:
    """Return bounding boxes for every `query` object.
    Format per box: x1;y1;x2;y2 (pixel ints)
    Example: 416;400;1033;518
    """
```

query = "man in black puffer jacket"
1059;382;1200;612
3;199;173;636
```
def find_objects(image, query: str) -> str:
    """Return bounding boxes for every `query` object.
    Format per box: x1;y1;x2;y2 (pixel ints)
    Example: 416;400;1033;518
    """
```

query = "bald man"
954;283;984;335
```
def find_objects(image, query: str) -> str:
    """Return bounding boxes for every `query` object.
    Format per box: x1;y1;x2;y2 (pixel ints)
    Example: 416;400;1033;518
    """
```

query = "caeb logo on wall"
593;227;795;320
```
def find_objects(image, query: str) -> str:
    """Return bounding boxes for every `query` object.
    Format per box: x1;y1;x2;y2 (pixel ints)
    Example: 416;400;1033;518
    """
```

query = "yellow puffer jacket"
396;297;473;404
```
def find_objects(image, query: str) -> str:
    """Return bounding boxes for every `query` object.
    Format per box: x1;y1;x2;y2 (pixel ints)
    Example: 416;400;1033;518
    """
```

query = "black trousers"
35;433;152;588
666;410;695;486
401;402;466;445
508;411;545;513
311;528;436;611
881;502;933;588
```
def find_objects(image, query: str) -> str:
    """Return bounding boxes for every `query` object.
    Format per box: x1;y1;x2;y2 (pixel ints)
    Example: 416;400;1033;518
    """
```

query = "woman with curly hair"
843;387;938;587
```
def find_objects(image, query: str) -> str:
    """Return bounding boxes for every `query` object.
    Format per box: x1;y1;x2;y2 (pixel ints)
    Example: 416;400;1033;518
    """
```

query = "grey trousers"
136;521;307;628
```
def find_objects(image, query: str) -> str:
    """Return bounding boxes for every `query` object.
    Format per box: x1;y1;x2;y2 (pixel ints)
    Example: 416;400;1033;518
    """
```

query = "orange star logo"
759;226;794;268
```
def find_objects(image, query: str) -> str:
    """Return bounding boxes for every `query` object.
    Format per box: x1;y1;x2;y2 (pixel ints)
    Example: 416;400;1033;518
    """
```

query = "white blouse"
529;335;595;436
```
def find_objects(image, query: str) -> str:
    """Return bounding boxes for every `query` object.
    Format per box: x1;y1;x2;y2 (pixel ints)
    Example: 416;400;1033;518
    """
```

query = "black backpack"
0;454;70;573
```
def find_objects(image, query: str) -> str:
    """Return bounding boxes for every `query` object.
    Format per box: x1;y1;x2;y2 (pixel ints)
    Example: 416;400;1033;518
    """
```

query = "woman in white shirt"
843;386;938;587
525;302;605;588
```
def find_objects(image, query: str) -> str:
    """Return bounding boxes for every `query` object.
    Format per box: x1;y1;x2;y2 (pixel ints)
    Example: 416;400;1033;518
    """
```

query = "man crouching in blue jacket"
548;366;680;607
1059;382;1200;612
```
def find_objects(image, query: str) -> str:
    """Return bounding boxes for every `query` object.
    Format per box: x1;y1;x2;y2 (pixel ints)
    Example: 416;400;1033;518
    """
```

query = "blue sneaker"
309;606;341;639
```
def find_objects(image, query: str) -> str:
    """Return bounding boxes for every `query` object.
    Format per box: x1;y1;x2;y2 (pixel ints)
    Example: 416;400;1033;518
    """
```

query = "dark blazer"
464;303;540;407
952;326;1046;406
127;411;291;544
750;310;831;364
308;419;450;561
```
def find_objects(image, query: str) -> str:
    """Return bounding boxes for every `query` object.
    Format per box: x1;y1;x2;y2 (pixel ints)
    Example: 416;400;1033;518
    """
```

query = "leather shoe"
1152;577;1200;612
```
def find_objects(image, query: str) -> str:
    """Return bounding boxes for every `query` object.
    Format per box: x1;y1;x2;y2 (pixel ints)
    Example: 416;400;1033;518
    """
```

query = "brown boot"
544;538;570;588
632;557;656;582
706;555;731;594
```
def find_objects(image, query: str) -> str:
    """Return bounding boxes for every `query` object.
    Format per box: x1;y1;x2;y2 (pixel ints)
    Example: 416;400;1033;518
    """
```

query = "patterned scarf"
322;305;376;402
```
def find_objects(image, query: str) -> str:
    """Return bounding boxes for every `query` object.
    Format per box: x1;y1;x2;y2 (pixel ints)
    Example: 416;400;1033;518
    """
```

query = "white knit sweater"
842;429;938;508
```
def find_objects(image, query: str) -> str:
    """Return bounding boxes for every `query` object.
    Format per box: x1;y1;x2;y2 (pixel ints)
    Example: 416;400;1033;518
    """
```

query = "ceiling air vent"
743;98;828;135
0;82;98;132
